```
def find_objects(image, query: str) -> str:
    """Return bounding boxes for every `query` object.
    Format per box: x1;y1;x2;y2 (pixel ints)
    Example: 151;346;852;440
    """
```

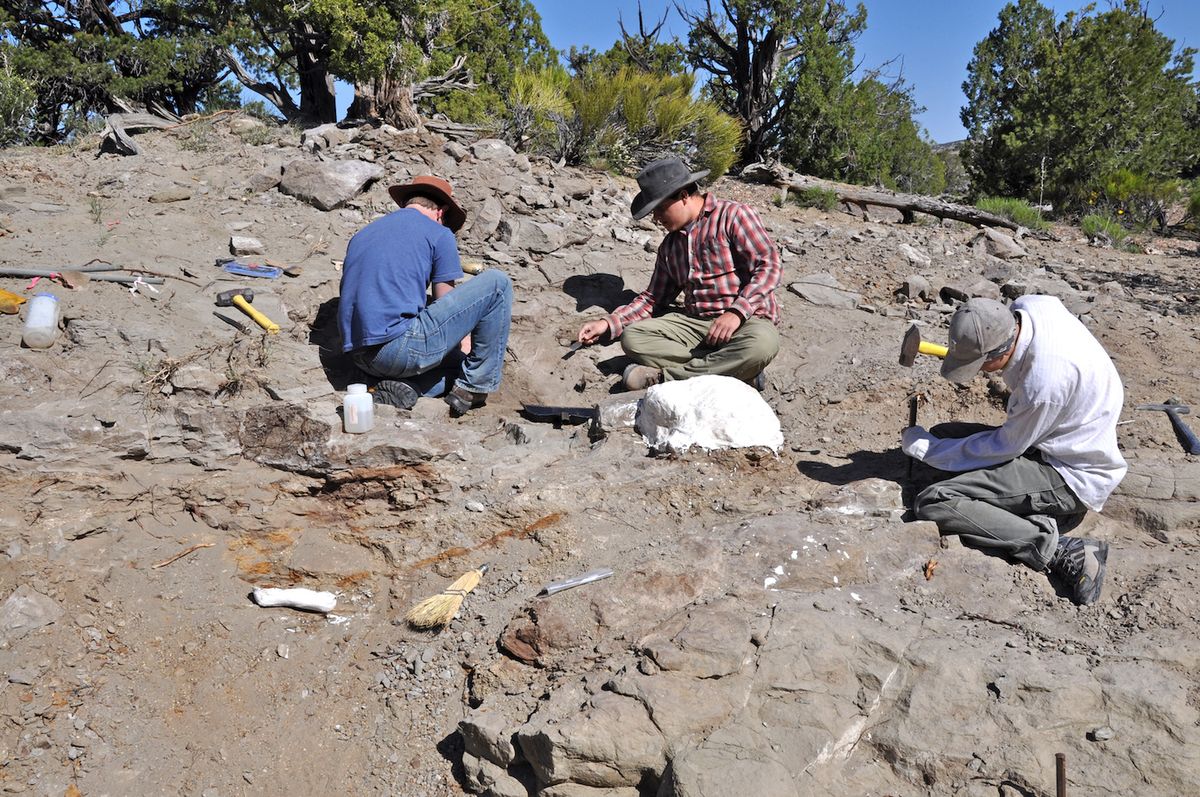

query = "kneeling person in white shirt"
902;296;1127;605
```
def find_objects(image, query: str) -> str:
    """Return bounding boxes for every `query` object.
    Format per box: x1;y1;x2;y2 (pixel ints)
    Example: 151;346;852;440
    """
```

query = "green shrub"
975;197;1048;231
788;187;839;212
1081;213;1128;246
177;120;215;152
1188;183;1200;224
691;101;742;178
504;67;741;181
1095;168;1177;229
0;51;36;147
236;124;276;147
507;67;572;153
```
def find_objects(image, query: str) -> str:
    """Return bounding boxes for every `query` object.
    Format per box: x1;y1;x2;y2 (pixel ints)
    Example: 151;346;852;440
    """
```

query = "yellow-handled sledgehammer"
898;323;947;367
215;288;280;334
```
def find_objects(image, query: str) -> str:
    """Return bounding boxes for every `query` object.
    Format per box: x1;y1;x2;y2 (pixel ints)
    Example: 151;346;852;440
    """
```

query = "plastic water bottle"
343;383;374;433
21;293;60;349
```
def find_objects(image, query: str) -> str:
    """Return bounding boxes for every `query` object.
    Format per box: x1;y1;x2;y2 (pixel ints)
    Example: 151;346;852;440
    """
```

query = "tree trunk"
377;78;419;129
293;21;336;124
347;77;419;130
743;162;1020;230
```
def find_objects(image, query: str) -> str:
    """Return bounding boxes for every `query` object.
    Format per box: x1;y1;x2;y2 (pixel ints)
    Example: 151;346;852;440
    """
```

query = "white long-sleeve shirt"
907;295;1127;511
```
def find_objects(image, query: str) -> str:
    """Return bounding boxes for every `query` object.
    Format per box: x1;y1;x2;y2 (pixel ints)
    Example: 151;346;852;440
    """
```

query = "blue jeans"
352;270;512;395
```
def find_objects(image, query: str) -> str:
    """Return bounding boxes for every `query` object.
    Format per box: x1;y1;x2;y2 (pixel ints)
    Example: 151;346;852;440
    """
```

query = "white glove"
901;425;933;460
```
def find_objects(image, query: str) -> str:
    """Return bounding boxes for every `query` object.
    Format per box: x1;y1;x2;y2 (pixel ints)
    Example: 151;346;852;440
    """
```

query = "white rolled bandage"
251;587;337;614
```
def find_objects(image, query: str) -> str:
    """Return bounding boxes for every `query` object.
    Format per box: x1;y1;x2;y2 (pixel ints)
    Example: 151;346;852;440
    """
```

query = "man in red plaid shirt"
576;156;781;391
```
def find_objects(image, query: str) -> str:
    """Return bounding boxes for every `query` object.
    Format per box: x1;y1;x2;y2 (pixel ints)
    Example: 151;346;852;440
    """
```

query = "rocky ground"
1;114;1198;797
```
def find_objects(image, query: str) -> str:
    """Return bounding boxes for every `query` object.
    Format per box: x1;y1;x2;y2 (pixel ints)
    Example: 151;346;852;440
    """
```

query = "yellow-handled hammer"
215;288;280;334
899;323;947;367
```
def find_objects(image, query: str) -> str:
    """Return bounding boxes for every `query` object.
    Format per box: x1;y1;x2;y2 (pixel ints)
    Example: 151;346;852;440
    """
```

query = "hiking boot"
372;379;419;410
623;364;663;391
445;385;487;417
751;370;767;392
1048;536;1109;606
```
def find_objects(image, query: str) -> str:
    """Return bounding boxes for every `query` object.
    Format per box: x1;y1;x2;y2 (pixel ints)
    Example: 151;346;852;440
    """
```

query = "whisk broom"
406;564;489;629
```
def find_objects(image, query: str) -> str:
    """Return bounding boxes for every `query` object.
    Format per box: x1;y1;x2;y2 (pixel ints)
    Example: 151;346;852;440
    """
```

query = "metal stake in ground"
905;391;925;482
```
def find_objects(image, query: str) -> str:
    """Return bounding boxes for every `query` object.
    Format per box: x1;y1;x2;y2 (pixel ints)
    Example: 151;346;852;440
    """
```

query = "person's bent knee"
739;321;781;369
913;483;951;520
477;269;512;297
619;323;655;359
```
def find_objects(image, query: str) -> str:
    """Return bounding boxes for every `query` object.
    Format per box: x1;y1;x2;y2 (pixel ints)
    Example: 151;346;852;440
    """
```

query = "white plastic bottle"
21;293;60;349
343;383;374;433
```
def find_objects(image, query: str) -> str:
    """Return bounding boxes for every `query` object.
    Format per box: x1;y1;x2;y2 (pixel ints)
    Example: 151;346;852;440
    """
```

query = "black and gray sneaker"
372;379;419;410
1049;536;1109;605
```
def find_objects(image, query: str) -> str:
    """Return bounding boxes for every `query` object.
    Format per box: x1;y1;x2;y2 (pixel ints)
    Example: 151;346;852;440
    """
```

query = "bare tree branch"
412;55;475;101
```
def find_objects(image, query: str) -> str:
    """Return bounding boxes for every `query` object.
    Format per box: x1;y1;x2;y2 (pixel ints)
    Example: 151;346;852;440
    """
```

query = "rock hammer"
215;288;280;334
898;323;948;367
1136;399;1200;455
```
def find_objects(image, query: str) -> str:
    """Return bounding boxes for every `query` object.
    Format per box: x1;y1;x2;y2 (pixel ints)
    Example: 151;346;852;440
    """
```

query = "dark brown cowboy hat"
388;175;467;233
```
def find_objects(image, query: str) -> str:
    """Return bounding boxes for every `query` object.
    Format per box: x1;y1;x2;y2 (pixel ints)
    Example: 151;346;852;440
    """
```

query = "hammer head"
899;324;922;368
1136;399;1190;415
215;288;254;307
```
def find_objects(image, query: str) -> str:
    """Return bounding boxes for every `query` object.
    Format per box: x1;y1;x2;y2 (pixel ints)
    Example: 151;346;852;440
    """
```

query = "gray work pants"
913;423;1086;571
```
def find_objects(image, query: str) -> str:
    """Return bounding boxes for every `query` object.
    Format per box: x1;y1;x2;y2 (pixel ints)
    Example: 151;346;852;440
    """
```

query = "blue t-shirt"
338;208;464;352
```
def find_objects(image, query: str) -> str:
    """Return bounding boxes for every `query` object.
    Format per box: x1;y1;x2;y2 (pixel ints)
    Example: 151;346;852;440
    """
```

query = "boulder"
229;236;265;256
469;195;504;242
279;158;384;211
977;227;1027;259
899;243;932;268
498;218;567;254
518;691;667;789
471;139;518;163
898;274;932;302
461;710;520;767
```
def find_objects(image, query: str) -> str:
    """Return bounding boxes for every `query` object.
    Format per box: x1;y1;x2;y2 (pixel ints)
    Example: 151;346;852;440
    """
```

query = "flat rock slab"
788;273;862;309
0;585;63;645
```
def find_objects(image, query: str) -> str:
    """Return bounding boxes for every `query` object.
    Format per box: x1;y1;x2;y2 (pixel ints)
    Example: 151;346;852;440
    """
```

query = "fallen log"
741;162;1018;231
99;112;178;156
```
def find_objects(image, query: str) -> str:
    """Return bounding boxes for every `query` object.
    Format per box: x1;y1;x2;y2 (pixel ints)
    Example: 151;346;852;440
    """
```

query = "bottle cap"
347;383;367;395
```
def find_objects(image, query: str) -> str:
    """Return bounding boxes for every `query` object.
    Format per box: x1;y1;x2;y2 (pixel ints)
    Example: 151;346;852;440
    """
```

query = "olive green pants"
619;312;780;382
913;423;1087;570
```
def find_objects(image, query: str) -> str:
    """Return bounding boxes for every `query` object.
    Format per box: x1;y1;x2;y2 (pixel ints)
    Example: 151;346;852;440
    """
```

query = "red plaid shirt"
606;194;781;337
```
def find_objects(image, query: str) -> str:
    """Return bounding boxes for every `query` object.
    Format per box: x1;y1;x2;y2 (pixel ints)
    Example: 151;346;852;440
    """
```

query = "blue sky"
533;0;1200;144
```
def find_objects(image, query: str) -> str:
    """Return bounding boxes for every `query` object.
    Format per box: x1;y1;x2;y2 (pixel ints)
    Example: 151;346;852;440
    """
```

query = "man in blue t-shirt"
338;175;512;416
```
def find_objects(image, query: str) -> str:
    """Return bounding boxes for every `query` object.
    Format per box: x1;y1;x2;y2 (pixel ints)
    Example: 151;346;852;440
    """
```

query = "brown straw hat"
388;175;467;233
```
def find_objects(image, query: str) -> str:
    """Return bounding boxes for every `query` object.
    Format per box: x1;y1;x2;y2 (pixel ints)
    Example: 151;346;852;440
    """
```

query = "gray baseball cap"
941;298;1017;383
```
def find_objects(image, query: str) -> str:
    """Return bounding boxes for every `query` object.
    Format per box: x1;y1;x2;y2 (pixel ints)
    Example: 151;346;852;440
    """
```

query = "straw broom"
406;564;489;629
